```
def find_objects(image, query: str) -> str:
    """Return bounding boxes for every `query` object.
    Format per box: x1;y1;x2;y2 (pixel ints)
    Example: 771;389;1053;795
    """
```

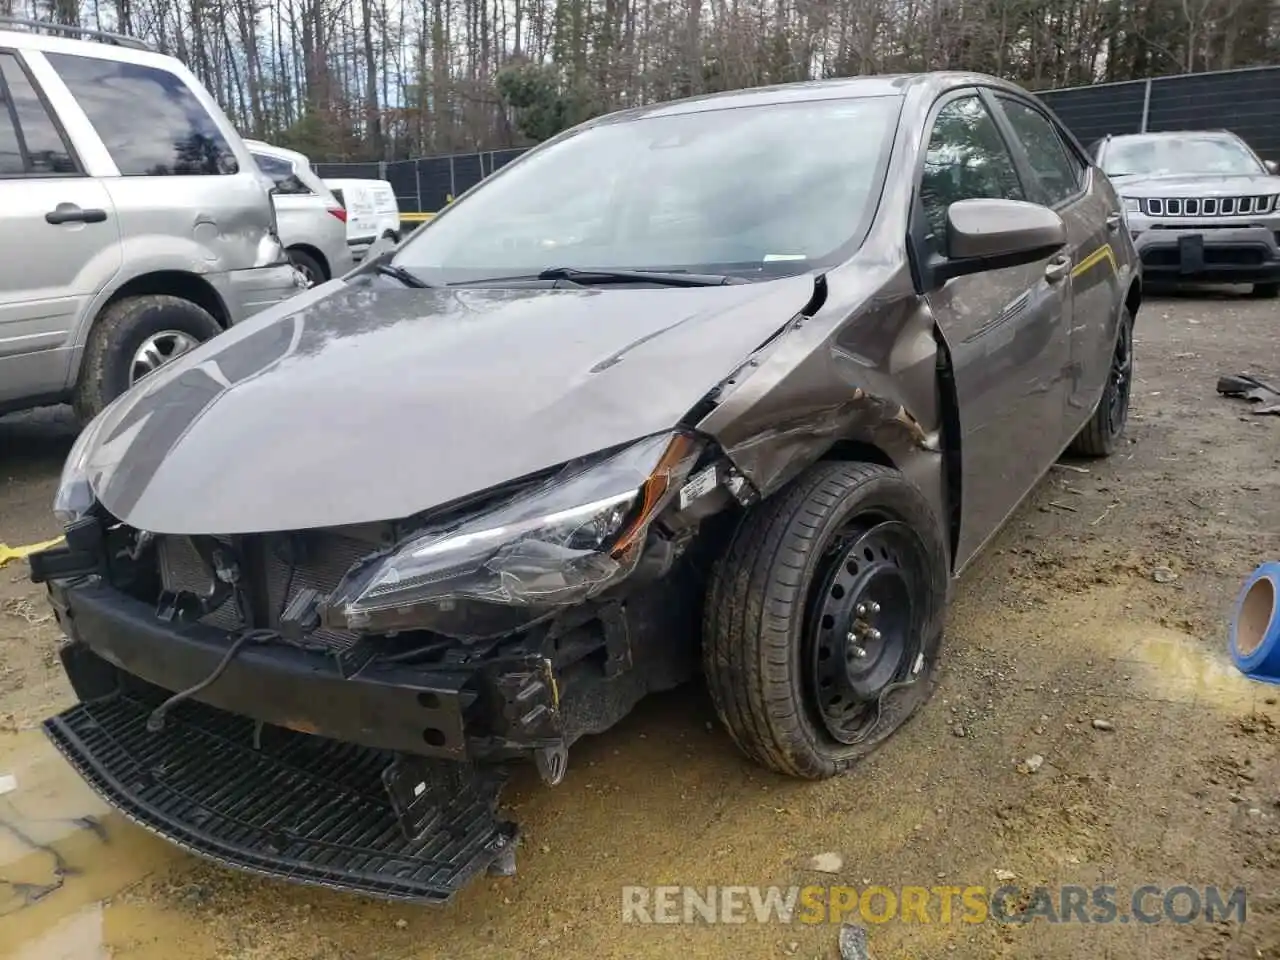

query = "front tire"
1067;306;1134;457
703;462;948;780
1251;282;1279;299
73;294;222;423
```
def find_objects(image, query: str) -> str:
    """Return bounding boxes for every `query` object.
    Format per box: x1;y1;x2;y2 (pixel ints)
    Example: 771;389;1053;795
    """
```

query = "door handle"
1105;212;1123;232
45;205;107;225
1044;255;1071;283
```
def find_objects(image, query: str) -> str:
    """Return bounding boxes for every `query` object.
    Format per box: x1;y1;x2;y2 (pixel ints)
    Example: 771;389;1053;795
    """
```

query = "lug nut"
865;628;882;642
868;601;881;614
856;603;867;616
849;645;867;658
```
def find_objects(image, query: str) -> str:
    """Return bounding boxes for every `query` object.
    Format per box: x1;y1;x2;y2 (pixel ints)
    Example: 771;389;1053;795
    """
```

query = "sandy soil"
0;289;1278;960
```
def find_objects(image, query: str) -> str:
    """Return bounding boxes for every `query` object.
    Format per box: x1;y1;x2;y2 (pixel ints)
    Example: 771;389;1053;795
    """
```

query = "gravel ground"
0;289;1278;960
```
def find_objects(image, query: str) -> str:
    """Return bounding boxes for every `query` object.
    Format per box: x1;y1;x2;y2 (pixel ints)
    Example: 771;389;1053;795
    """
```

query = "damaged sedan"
31;73;1140;903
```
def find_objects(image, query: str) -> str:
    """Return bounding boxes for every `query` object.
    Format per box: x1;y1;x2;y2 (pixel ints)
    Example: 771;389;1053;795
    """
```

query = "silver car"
1094;130;1280;297
245;140;354;286
0;18;301;422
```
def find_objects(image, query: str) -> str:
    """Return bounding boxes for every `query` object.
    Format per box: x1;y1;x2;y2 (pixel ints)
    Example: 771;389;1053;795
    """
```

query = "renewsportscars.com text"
620;884;1247;926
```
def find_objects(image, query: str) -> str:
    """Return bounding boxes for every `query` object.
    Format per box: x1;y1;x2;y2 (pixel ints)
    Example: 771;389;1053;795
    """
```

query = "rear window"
252;152;313;194
46;53;238;176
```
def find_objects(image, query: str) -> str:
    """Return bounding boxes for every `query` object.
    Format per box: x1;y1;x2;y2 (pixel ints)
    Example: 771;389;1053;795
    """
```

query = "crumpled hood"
1114;172;1280;198
83;275;816;534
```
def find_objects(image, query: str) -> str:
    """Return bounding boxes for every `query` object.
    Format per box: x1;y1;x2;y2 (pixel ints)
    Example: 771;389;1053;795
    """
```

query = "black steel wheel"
1068;306;1134;457
808;519;927;745
704;461;948;780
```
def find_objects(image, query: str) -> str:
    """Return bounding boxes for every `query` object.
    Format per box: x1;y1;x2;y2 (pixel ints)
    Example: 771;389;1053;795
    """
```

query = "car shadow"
0;405;80;474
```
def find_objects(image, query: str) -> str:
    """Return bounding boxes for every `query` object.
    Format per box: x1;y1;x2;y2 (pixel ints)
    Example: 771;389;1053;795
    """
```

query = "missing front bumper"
43;687;517;903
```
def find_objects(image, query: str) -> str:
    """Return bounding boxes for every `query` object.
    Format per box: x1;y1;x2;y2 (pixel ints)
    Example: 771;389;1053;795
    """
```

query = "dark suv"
32;72;1140;904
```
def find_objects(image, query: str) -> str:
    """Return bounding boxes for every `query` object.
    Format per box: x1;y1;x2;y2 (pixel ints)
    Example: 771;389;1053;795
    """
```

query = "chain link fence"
315;66;1280;215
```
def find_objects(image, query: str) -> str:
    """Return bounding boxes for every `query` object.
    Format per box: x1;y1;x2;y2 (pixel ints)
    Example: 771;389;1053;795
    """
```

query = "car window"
45;53;238;177
0;54;76;175
1100;135;1265;177
996;97;1084;205
252;152;312;194
919;95;1025;250
0;70;24;175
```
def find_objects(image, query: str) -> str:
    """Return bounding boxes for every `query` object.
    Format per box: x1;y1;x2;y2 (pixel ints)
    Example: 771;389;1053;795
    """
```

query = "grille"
155;530;384;652
1142;195;1276;217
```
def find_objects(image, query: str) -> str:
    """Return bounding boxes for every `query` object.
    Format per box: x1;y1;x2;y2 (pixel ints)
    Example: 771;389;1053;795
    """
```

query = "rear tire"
288;248;327;286
1251;282;1279;299
73;294;222;423
1067;306;1134;458
703;461;948;780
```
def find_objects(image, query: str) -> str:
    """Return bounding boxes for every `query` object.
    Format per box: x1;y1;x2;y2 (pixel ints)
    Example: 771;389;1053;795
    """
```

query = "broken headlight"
325;431;701;639
53;407;112;527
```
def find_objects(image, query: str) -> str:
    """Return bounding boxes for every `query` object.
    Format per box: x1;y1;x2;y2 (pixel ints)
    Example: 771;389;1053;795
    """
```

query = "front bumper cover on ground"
45;686;517;902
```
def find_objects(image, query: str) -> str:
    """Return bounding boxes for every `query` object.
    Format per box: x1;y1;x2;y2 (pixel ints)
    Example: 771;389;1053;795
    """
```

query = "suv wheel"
288;249;326;287
703;462;947;780
74;294;222;422
1251;282;1279;299
1067;306;1134;457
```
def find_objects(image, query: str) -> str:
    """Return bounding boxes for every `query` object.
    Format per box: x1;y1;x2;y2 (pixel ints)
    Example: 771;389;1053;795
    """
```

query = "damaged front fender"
694;269;945;517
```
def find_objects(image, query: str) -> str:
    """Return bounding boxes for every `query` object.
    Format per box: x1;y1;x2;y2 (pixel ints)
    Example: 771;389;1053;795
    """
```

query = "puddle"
0;730;179;958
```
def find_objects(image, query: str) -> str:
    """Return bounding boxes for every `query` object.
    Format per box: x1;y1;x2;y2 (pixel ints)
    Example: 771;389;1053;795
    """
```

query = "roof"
586;71;1035;125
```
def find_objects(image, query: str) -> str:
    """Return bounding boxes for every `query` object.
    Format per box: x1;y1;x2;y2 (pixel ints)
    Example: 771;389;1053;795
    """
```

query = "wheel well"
1125;277;1142;320
287;244;330;279
104;271;230;328
820;439;896;468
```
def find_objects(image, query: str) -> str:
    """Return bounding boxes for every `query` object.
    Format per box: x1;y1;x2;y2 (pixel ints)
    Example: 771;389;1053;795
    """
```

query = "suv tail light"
328;207;348;223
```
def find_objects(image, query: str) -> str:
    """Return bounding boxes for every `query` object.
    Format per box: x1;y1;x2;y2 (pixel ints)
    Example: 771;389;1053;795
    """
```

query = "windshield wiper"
372;261;434;288
537;266;738;286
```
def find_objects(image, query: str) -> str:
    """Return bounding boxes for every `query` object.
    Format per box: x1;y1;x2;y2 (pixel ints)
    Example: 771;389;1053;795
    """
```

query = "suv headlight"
1122;197;1141;214
325;431;702;639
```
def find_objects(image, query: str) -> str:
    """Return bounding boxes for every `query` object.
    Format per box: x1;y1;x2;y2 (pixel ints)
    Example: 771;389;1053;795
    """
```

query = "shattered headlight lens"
326;431;701;638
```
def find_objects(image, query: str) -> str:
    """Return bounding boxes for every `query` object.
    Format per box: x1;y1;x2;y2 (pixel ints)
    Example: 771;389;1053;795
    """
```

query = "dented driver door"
916;91;1073;571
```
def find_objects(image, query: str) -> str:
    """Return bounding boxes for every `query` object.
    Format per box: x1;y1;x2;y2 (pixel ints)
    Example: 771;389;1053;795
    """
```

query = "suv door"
990;93;1121;437
0;50;120;408
914;90;1073;569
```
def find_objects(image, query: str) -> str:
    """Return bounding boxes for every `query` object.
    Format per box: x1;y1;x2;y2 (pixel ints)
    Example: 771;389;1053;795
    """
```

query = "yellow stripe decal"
1071;243;1118;279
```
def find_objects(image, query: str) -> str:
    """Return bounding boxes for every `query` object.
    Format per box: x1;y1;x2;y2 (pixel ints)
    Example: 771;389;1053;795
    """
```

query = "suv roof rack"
0;16;153;52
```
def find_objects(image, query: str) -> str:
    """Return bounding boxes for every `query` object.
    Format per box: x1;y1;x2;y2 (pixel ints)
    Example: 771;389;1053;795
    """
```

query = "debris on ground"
1092;719;1116;731
1217;372;1280;415
838;922;873;960
1152;565;1178;584
0;773;15;796
993;868;1017;881
1;595;52;624
1017;754;1044;774
804;852;844;873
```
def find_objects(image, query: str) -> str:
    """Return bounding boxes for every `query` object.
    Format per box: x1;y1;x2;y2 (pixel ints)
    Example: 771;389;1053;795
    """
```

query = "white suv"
246;140;353;286
0;18;300;423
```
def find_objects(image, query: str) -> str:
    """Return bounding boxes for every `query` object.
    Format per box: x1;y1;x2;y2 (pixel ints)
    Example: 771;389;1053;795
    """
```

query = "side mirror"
363;234;398;262
1266;160;1278;175
930;199;1067;286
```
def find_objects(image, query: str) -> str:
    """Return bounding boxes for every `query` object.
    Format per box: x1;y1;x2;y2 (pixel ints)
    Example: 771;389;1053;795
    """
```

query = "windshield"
1102;135;1264;178
393;96;902;284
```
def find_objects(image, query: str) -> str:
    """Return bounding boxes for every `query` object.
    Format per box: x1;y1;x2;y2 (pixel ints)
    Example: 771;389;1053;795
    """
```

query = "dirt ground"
0;289;1278;960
